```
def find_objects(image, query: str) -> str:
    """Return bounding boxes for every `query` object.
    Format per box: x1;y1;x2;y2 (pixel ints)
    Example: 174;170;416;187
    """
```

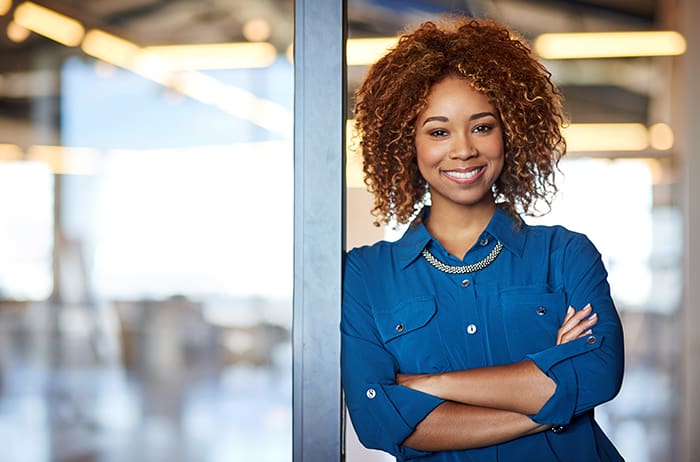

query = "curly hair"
353;16;567;225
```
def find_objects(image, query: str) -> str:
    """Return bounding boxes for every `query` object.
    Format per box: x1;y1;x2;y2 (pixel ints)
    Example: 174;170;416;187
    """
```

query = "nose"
448;134;477;159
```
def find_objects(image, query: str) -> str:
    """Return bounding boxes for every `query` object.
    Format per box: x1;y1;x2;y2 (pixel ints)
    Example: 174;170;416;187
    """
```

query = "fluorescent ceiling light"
0;0;11;16
6;21;31;43
13;1;84;47
10;2;290;137
142;42;277;70
0;144;23;162
26;145;100;175
81;29;140;69
242;18;271;42
534;31;686;59
564;123;649;152
346;37;397;66
649;123;674;151
81;30;174;84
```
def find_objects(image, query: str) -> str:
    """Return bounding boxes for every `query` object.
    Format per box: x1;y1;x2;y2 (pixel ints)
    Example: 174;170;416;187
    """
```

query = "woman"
341;16;625;461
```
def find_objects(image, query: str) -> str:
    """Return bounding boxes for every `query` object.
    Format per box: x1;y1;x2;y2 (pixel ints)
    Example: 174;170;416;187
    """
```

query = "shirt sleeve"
341;250;445;460
527;233;625;426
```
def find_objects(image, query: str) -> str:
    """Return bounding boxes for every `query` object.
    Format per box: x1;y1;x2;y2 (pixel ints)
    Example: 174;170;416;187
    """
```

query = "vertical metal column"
678;0;700;460
293;0;346;461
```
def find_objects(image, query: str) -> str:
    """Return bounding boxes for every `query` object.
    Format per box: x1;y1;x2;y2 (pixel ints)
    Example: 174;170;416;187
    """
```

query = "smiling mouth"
443;166;484;180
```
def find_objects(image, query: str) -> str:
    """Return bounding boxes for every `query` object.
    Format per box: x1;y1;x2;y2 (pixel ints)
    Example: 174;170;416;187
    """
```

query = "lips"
442;166;485;182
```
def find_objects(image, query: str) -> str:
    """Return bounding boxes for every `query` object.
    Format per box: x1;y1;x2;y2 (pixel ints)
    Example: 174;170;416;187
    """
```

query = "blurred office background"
0;0;696;461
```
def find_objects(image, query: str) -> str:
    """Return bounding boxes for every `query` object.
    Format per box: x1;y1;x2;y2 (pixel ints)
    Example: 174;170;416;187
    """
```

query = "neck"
424;201;497;260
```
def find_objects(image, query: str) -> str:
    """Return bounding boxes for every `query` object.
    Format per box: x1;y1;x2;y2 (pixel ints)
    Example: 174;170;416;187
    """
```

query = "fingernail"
584;329;593;335
567;306;574;314
584;304;592;311
589;313;598;320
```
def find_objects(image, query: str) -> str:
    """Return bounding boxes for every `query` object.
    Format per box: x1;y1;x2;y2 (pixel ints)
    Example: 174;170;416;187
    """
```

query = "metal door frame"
293;0;347;460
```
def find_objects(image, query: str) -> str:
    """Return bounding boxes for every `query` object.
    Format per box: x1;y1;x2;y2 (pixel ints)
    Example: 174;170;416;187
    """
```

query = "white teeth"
444;167;482;179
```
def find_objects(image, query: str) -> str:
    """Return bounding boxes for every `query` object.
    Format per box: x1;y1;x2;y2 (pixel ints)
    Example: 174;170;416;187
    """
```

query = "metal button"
536;306;547;316
466;324;477;335
551;425;566;433
395;323;405;333
366;388;376;399
461;279;470;287
479;237;489;246
586;335;597;345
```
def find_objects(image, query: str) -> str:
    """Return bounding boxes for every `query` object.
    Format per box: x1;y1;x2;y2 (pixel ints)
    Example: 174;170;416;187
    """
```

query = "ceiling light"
142;42;277;70
534;31;686;59
564;123;649;152
0;144;23;162
26;145;99;175
83;32;288;136
171;71;223;105
6;21;30;43
0;0;11;16
346;37;397;66
242;18;271;42
13;1;84;47
81;29;140;68
649;123;674;150
170;71;292;137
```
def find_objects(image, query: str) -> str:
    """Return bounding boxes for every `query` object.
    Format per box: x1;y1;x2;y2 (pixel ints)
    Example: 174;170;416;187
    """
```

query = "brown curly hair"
353;16;567;225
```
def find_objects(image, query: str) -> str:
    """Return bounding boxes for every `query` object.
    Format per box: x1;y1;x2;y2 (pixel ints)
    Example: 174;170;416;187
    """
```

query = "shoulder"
521;221;603;268
523;221;597;249
346;239;398;268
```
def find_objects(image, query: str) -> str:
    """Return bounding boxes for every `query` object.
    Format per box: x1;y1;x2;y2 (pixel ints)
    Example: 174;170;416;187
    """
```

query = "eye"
429;129;448;137
472;123;493;134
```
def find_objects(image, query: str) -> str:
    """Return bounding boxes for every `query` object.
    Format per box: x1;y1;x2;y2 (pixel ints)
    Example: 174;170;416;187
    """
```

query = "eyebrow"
421;111;498;126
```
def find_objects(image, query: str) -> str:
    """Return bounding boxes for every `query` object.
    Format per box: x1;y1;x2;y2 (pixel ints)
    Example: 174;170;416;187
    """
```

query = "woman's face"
414;76;504;213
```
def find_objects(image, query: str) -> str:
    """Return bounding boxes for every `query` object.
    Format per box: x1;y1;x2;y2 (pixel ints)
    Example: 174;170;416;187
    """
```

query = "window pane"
0;2;293;461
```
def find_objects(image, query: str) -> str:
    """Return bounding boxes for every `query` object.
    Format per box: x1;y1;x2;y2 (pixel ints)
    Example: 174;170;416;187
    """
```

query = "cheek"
415;143;434;170
490;146;505;179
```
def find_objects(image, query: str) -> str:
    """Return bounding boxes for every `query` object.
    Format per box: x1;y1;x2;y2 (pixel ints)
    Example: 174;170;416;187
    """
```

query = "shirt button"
466;324;477;335
461;279;470;287
536;306;547;316
479;237;489;246
586;335;597;345
395;323;405;333
366;388;376;399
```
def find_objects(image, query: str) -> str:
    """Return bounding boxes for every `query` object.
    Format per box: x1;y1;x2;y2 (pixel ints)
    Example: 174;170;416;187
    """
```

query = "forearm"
402;401;551;451
399;360;555;415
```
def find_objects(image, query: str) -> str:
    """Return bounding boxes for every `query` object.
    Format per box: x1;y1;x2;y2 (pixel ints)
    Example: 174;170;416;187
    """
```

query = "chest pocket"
373;296;450;374
500;291;566;362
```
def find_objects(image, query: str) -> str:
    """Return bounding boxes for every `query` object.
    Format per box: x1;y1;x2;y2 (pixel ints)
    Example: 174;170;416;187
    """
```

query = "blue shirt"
341;208;624;461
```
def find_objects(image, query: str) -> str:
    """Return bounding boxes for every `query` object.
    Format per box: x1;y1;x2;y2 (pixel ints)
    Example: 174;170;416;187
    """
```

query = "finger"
558;313;598;344
557;304;592;338
564;314;597;340
556;306;577;344
563;306;575;324
557;304;594;343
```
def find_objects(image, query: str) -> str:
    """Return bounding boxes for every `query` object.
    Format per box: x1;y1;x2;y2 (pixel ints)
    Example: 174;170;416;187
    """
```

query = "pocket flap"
374;296;437;343
501;292;566;319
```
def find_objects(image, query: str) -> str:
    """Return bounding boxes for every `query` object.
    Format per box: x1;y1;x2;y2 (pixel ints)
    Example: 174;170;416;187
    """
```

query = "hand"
556;304;597;345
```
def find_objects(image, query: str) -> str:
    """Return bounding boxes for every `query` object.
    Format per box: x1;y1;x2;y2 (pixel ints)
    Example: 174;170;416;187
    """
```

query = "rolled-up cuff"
362;383;444;459
526;335;603;425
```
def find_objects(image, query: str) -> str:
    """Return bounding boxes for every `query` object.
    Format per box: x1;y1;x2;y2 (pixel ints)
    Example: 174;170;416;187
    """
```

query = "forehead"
419;76;494;114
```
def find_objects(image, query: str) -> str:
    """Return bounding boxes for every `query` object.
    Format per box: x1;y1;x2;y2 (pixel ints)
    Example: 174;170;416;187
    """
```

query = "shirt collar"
486;208;527;257
396;207;527;269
